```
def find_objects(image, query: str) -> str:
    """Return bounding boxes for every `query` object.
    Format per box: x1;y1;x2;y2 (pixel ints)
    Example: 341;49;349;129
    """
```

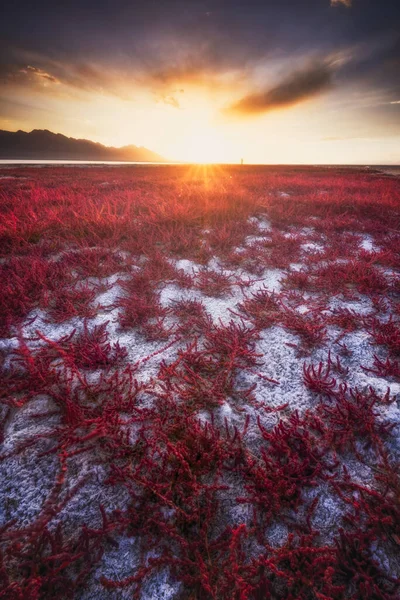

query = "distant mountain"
0;129;167;162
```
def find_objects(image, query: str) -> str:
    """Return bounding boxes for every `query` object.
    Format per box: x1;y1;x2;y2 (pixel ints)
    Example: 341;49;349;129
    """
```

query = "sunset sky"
1;0;399;164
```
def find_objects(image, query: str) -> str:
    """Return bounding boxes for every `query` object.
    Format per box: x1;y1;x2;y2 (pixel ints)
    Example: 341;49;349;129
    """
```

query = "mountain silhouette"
0;129;167;162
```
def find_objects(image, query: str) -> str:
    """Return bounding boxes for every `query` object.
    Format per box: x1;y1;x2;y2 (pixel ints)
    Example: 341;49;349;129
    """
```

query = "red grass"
196;268;235;297
236;288;281;329
0;256;70;336
303;359;337;397
366;316;400;356
45;282;101;322
36;322;127;369
280;305;327;350
170;299;213;337
116;270;170;340
239;411;330;529
362;354;400;380
1;165;399;599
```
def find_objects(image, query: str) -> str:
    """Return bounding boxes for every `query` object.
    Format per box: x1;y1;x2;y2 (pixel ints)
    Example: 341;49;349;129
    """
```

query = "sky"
0;0;399;164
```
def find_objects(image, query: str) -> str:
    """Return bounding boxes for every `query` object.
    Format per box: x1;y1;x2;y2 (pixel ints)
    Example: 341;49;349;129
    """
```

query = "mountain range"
0;129;167;162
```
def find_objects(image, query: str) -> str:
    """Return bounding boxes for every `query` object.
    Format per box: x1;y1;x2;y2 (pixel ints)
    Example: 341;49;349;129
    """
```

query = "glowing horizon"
1;0;399;164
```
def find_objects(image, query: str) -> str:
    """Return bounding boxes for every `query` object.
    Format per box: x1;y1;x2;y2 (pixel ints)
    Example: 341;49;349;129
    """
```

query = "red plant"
238;412;332;532
116;270;169;339
281;305;327;349
328;307;364;332
237;288;281;329
362;354;400;380
46;282;101;322
316;384;395;456
36;321;127;369
312;259;389;297
2;165;400;599
303;360;337;397
281;269;311;291
0;256;70;336
61;245;130;279
170;298;213;336
196;268;235;297
333;530;400;599
367;316;400;356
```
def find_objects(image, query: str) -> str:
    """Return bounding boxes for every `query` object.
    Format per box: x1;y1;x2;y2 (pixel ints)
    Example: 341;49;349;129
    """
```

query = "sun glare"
166;97;237;164
186;128;230;164
176;121;232;164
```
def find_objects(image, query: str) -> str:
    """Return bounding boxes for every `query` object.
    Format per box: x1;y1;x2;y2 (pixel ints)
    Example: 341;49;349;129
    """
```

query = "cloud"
322;135;363;141
20;65;60;84
0;54;134;100
157;94;180;109
330;0;352;7
390;100;400;104
145;62;227;90
226;62;333;116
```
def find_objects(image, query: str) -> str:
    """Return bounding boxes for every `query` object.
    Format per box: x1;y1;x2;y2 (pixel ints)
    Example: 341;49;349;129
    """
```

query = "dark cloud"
0;0;399;128
226;62;333;116
0;55;134;100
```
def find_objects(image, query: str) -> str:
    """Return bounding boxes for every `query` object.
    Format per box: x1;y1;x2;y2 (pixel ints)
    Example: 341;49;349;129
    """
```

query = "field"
1;164;400;599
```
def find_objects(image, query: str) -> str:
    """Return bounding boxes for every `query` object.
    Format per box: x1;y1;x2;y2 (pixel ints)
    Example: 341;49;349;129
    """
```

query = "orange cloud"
20;65;60;84
330;0;352;7
226;63;333;116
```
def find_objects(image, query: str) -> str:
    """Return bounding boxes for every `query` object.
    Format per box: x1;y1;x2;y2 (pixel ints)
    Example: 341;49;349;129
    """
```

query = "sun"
184;126;231;164
167;100;236;163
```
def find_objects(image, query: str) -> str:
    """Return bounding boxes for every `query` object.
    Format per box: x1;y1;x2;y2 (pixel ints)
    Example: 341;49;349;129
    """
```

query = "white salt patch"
174;258;201;275
308;487;346;543
141;569;181;600
206;256;225;272
258;216;272;231
328;296;373;314
201;294;242;325
265;522;289;547
289;263;304;272
0;448;58;528
296;304;310;315
0;338;19;353
92;278;125;308
244;234;268;245
302;242;324;252
354;373;400;398
242;326;310;414
21;309;81;341
197;410;211;425
360;235;378;252
159;283;191;307
248;215;272;232
219;401;233;420
253;268;282;293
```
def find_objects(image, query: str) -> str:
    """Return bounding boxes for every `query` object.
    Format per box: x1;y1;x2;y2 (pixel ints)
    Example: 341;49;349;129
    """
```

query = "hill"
0;129;167;162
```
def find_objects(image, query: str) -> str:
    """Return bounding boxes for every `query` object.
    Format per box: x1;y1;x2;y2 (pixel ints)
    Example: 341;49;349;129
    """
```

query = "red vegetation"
0;165;399;599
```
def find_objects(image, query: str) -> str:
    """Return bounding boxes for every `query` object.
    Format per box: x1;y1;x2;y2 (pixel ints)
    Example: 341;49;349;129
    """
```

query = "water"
0;161;398;171
0;159;179;167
